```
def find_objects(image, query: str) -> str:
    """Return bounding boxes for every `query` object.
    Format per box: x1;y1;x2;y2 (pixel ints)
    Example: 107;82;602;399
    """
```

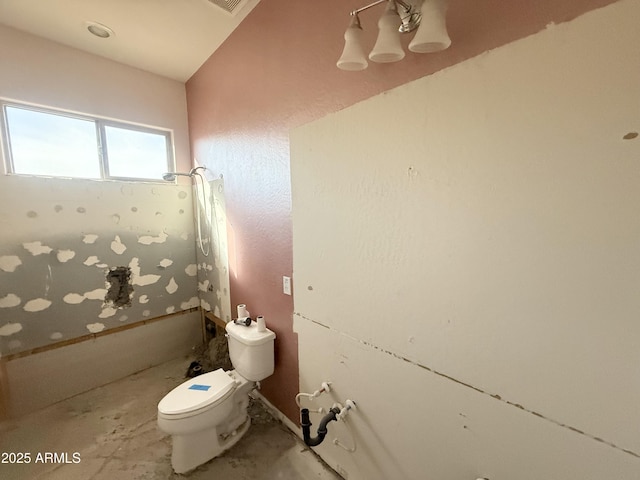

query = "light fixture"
85;21;115;39
336;0;451;71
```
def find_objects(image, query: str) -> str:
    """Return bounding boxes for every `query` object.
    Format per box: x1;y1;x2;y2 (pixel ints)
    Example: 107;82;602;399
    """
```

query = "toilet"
157;321;276;473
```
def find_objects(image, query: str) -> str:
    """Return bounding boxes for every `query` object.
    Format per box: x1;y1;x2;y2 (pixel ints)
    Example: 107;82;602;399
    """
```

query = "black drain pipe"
301;406;341;447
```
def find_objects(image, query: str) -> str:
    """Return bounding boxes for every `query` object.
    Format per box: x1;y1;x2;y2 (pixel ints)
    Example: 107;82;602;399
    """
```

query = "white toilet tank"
225;321;276;381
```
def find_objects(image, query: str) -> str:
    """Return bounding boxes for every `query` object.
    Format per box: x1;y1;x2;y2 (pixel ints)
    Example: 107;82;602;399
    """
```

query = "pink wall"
186;0;617;423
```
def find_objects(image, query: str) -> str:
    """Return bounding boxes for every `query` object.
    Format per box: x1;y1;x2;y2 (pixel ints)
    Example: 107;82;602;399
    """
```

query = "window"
0;101;173;181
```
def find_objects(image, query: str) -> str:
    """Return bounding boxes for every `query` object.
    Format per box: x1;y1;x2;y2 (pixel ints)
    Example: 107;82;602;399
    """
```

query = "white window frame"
0;99;175;182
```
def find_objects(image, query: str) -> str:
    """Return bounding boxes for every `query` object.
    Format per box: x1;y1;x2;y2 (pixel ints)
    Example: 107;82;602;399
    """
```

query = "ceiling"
0;0;260;82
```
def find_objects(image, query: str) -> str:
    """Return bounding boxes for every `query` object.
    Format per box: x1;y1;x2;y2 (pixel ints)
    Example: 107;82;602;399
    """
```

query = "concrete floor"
0;357;343;480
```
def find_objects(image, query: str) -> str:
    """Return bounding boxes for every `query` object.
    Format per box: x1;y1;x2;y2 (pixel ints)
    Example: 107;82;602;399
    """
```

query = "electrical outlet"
283;276;291;295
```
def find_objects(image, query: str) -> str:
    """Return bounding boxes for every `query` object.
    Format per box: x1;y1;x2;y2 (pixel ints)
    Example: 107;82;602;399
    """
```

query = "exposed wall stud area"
105;267;133;308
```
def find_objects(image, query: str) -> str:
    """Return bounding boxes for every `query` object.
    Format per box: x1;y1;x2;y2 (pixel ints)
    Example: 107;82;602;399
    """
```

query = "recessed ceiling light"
85;21;114;39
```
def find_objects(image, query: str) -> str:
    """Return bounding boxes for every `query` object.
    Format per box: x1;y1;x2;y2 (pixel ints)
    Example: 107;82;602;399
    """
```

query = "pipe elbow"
301;407;340;447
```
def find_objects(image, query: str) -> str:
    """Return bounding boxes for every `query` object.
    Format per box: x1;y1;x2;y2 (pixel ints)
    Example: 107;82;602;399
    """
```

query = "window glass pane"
5;106;100;178
105;125;169;180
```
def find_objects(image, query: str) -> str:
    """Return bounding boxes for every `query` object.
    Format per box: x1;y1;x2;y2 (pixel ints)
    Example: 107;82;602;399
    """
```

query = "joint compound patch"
0;293;21;308
22;241;53;256
138;232;169;245
182;297;200;310
82;234;99;244
133;273;161;287
158;258;173;268
129;257;141;275
23;298;52;312
0;255;22;272
110;235;126;255
99;307;118;319
63;293;86;304
84;288;107;300
86;323;105;333
165;277;178;294
84;256;100;266
129;257;161;286
0;323;23;336
56;249;76;263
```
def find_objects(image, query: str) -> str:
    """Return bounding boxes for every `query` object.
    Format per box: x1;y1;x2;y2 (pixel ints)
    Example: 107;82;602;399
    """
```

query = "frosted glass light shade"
337;16;368;71
369;0;405;64
408;0;451;53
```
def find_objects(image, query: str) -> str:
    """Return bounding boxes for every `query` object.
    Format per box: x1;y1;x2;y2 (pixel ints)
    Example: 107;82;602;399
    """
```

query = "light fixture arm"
350;0;421;34
349;0;386;17
350;0;415;16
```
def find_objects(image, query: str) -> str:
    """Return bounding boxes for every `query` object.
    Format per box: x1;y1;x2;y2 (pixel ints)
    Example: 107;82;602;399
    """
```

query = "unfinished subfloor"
0;356;343;480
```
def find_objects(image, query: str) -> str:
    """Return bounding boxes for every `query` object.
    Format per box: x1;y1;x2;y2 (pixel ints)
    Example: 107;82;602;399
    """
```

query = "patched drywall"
195;177;232;323
0;177;199;355
0;26;235;360
0;174;232;357
291;1;640;478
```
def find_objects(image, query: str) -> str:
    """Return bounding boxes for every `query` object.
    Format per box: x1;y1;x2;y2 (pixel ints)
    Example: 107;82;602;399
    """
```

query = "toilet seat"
158;369;236;418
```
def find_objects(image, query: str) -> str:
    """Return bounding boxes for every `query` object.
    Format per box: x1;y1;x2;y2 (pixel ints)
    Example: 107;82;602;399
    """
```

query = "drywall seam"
294;312;640;460
0;307;200;362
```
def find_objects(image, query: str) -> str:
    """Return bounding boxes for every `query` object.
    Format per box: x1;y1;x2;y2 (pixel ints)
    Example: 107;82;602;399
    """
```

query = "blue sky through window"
6;106;100;178
3;103;172;181
105;125;169;179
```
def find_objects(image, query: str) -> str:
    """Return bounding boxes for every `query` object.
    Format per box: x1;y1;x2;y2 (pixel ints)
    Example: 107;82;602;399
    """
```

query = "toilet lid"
158;369;236;416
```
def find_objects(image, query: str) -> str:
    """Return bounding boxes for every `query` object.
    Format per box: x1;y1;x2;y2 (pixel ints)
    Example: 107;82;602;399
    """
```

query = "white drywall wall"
291;1;640;478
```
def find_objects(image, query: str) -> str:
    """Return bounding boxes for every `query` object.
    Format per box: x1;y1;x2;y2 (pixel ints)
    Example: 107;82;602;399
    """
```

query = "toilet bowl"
158;321;275;473
158;369;254;473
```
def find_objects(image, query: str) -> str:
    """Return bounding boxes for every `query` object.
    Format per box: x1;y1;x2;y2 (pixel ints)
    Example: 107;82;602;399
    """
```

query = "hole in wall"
104;267;133;308
205;317;217;339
